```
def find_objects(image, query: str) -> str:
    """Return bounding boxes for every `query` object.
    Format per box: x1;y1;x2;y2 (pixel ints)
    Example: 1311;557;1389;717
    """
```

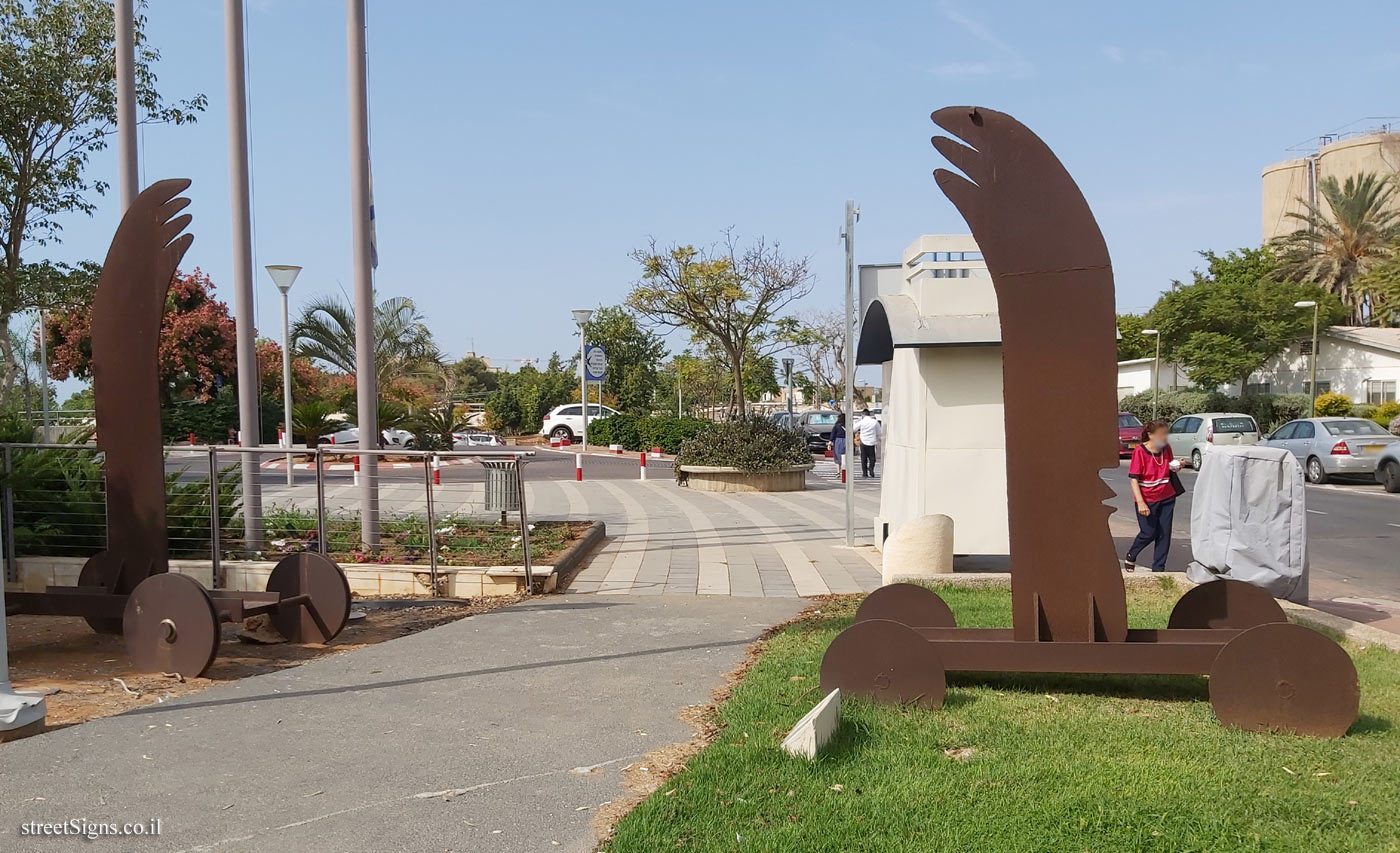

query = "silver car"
1260;417;1400;484
1166;412;1260;470
1376;443;1400;493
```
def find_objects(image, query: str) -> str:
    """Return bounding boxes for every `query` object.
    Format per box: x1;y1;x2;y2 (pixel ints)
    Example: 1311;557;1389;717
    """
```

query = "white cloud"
1101;45;1125;63
926;2;1035;78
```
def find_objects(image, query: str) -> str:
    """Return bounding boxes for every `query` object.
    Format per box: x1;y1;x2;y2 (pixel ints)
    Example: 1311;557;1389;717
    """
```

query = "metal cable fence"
2;444;536;592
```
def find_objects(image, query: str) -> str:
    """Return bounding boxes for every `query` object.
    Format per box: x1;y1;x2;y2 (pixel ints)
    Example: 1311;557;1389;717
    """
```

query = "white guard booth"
1186;445;1309;603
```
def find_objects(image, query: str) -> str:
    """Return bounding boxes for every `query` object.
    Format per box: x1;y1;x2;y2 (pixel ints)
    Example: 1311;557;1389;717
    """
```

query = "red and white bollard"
610;444;623;455
432;455;441;485
575;453;583;481
353;454;360;487
650;446;662;458
188;432;197;446
550;436;561;448
639;452;647;481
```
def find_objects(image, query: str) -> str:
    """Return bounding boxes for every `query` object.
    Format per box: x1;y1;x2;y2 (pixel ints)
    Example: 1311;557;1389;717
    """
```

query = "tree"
483;354;574;433
0;0;205;397
576;304;667;413
1151;248;1342;389
291;293;440;386
45;268;236;403
1115;313;1156;361
255;338;335;402
777;310;847;403
1271;173;1400;324
627;231;813;415
1354;248;1400;327
449;354;500;397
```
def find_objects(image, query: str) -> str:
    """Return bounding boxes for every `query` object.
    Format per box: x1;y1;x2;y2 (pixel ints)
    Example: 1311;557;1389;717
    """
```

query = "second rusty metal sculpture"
6;180;351;677
821;107;1360;738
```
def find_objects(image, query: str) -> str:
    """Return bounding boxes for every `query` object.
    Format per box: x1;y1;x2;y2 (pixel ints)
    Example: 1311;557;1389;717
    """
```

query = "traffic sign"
585;345;607;382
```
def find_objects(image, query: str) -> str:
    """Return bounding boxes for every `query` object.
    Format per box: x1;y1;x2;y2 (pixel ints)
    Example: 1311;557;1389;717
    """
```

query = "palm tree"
1271;172;1400;324
291;294;441;385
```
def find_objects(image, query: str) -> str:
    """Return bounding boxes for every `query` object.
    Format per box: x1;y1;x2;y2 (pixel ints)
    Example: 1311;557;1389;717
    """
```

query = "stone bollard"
881;514;954;586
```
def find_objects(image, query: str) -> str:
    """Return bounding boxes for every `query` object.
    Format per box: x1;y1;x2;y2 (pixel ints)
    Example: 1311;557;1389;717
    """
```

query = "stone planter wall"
679;464;813;493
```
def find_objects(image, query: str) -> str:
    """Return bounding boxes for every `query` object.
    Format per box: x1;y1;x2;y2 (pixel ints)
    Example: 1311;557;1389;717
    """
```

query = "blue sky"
42;0;1400;385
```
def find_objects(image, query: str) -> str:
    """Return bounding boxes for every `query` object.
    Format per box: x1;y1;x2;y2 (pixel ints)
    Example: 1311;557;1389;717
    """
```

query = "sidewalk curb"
549;520;606;589
910;572;1400;652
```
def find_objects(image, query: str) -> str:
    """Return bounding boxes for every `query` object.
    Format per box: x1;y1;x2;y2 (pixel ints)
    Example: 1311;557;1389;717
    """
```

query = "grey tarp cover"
1186;445;1308;603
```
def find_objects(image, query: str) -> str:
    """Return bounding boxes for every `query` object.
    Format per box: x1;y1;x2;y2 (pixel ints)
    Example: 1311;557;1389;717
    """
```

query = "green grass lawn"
606;584;1400;853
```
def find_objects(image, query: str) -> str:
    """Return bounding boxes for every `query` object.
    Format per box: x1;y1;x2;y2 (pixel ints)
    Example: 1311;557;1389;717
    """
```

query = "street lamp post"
1142;329;1160;420
572;309;593;451
266;266;302;486
1295;300;1319;413
782;358;795;421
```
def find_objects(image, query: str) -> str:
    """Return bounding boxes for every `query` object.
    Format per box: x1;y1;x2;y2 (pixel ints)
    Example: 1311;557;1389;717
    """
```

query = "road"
1101;460;1400;630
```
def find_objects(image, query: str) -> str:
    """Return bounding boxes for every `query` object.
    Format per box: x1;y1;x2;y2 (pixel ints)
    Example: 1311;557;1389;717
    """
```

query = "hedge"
673;416;810;478
1118;390;1311;433
587;415;710;454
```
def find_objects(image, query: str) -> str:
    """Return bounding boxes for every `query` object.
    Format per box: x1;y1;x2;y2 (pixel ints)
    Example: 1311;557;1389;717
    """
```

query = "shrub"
1313;392;1353;417
673;416;808;480
589;415;708;454
1371;401;1400;430
291;399;338;446
1118;390;1315;431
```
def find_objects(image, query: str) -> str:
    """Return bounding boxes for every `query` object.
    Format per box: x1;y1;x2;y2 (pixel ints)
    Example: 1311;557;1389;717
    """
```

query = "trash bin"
482;459;520;520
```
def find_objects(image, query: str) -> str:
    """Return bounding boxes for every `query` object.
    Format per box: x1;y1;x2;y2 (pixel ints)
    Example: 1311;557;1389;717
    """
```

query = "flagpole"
347;0;379;549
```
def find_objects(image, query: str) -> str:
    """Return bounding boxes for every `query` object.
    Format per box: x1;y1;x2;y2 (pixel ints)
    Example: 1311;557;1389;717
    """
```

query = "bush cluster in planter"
587;414;709;454
673;416;810;481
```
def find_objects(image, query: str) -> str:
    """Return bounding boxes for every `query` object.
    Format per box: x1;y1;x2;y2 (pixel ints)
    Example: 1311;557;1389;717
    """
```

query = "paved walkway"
0;595;805;852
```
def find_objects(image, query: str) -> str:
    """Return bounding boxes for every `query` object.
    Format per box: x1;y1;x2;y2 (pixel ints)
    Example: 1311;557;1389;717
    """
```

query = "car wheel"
550;426;573;441
1382;461;1400;494
1306;456;1330;485
1191;449;1202;470
404;438;416;449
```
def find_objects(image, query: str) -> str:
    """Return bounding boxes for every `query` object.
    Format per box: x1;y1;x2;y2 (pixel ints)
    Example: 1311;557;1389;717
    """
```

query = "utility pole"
115;0;139;209
347;0;379;548
224;0;262;549
841;201;858;547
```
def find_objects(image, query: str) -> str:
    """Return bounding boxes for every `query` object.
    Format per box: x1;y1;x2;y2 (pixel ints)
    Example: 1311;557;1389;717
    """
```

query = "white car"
453;432;503;449
1165;412;1261;469
538;403;619;441
322;426;415;447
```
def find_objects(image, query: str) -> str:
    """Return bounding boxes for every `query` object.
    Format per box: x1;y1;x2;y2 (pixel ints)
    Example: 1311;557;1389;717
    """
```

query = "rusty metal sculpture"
7;180;351;677
820;108;1360;738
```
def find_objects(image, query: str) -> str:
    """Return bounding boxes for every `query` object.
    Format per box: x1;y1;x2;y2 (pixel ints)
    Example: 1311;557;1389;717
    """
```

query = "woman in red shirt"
1124;419;1183;572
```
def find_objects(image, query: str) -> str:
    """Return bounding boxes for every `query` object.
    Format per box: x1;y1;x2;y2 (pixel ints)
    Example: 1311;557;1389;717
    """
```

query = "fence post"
2;447;14;582
423;453;438;596
208;446;222;589
514;455;533;592
315;447;327;556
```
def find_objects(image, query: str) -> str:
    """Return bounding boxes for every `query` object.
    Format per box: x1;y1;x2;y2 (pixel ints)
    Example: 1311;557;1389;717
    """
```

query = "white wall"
1249;337;1400;401
1117;360;1189;399
879;346;1008;555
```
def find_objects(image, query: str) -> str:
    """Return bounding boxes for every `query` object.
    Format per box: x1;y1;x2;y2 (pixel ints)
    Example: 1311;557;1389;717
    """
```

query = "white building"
1117;359;1189;400
1244;326;1399;403
858;235;1008;555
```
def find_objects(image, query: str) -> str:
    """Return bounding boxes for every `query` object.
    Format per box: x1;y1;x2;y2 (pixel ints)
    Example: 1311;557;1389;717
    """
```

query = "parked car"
1376;443;1400;493
1117;412;1143;457
538;403;620;441
1259;417;1399;484
453;432;503;449
769;411;795;429
792;410;842;453
1166;412;1261;469
321;425;415;447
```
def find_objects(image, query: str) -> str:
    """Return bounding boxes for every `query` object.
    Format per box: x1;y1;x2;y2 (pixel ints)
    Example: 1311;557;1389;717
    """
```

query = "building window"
1300;340;1314;355
1369;380;1397;404
1246;382;1271;395
1304;381;1331;395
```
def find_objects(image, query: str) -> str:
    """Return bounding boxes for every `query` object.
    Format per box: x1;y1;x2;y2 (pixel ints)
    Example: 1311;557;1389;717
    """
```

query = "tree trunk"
729;350;746;421
0;314;16;404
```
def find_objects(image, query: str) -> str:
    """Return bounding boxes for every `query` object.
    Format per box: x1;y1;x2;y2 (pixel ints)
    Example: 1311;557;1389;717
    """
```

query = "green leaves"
291;293;441;386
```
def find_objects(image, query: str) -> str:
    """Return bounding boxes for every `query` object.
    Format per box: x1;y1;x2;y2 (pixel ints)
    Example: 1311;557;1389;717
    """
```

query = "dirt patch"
4;593;525;733
591;598;832;845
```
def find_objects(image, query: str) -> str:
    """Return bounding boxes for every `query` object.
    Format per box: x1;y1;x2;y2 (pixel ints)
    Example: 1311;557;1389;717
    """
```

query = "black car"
792;410;841;452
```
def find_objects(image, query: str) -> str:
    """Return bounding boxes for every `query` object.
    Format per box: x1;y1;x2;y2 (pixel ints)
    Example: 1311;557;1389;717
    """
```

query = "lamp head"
571;308;593;325
1294;301;1317;309
1141;329;1159;336
265;265;302;294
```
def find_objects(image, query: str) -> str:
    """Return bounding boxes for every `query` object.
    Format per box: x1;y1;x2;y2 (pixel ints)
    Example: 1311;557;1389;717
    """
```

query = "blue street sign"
585;345;607;382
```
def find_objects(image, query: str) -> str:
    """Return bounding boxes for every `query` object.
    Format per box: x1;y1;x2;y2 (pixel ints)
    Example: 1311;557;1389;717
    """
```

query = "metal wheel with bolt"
1306;456;1330;484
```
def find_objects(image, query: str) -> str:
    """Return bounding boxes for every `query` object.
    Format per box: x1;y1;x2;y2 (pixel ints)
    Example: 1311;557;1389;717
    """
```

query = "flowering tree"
45;268;237;403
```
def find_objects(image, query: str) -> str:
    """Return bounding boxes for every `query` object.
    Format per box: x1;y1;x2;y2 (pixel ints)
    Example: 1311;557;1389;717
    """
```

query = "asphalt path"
1100;459;1400;627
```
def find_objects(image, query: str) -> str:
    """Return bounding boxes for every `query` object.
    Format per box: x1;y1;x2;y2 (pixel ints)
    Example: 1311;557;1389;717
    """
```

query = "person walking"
828;414;847;475
1124;419;1185;572
854;408;882;478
